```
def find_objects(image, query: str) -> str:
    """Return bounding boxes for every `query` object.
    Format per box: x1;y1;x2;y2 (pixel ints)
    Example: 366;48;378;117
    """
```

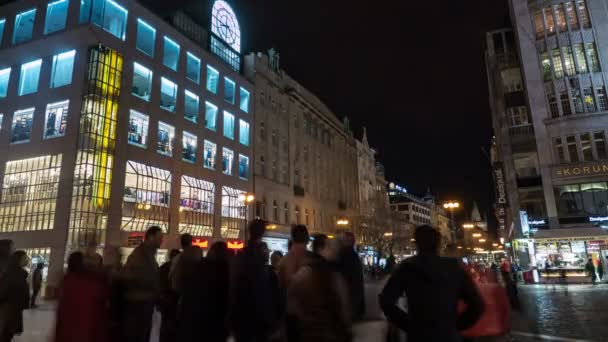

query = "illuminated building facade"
0;0;253;292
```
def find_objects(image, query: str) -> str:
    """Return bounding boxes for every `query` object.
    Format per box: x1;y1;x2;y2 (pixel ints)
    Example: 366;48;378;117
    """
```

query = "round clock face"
217;8;237;44
212;1;241;52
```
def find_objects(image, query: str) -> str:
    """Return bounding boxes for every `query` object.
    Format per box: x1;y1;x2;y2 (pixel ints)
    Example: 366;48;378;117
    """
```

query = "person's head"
86;239;98;254
0;239;14;260
207;241;230;263
312;234;329;256
145;226;164;249
248;219;267;243
260;242;270;264
314;235;339;261
341;231;356;248
168;249;181;262
180;234;193;249
270;251;283;269
182;246;203;263
414;225;440;255
10;250;29;268
291;225;309;246
35;262;45;270
67;251;84;273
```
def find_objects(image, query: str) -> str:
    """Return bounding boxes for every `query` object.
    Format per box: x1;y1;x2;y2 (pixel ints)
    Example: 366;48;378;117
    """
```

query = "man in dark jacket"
30;263;44;308
336;231;365;321
379;225;484;342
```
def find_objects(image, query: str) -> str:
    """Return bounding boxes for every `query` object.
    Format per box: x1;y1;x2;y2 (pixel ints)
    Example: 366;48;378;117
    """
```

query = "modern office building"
0;0;253;292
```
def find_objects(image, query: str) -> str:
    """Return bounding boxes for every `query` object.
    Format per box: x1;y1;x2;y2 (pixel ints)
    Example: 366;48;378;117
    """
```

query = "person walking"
201;241;233;342
30;263;44;308
586;258;596;285
279;225;312;288
176;246;205;341
336;231;365;321
598;258;604;282
379;225;484;342
54;252;110;342
159;249;180;342
169;233;193;293
120;226;164;342
0;251;30;342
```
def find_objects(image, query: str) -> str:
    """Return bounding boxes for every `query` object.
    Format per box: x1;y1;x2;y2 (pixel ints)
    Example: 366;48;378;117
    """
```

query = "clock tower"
210;0;242;71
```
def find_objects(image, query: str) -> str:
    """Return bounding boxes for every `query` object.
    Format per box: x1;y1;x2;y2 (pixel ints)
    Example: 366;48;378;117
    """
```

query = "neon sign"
192;238;209;249
227;240;244;250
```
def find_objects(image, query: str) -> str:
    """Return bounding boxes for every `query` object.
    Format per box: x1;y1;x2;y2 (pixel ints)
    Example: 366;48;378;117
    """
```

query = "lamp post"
239;192;255;242
442;201;460;242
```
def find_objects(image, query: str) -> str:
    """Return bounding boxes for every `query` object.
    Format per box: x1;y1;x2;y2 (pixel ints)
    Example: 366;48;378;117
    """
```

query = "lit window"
182;131;197;163
222;148;234;175
0;68;10;98
44;100;69;139
50;50;75;88
157;121;175;156
132;62;152;101
85;0;128;41
13;9;36;44
205;101;218;131
239;119;249;146
574;44;588;73
163;37;180;71
44;0;69;35
0;114;3;130
160;77;177;112
238;155;249;179
136;19;155;57
206;65;219;94
184;90;199;123
224;77;236;104
586;43;600;72
128;110;149;148
180;175;215;216
11;107;35;144
223;111;235;140
204;140;217;169
239;87;250;113
0;19;5;44
19;59;42;96
186;52;201;84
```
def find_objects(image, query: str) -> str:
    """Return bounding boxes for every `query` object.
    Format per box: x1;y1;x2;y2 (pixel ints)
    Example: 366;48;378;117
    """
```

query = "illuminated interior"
221;186;245;239
180;175;215;237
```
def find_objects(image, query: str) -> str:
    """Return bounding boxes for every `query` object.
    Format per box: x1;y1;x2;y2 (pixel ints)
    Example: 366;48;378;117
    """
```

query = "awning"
532;227;608;242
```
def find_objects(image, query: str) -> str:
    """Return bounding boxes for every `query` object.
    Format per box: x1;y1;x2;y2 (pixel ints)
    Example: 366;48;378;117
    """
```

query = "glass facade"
19;59;42;96
132;62;152;101
44;100;69;139
128;110;148;148
136;18;155;57
223;111;235;140
157;121;174;156
206;65;219;94
50;50;75;88
222;148;234;175
224;77;236;104
182;131;197;163
205;101;218;131
180;175;214;236
204;140;216;169
239;87;250;113
0;19;5;44
0;155;62;232
556;182;608;218
11;108;34;143
184;90;199;123
221;186;245;238
13;9;36;44
44;0;69;35
160;77;177;112
239;119;249;146
238;155;249;179
163;37;180;71
83;0;128;40
0;68;10;98
186;52;201;84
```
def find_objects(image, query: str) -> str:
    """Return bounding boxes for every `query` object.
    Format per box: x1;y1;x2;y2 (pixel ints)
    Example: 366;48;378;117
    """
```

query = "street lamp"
384;232;394;237
442;201;460;242
336;218;350;226
239;192;255;241
462;223;475;229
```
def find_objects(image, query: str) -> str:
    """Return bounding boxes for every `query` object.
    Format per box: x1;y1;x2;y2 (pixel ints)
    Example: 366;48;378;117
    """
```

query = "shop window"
221;186;245;219
205;101;218;131
223;111;235;140
136;19;155;57
182;131;197;163
157;121;174;157
239;119;249;146
204;140;216;169
224;77;235;104
11;108;34;144
128;110;148;148
222;148;234;175
594;132;607;159
184;90;199;123
13;9;36;44
160;77;177;112
206;65;219;94
186;52;201;84
50;50;75;88
44;100;69;139
132;62;152;101
574;44;588;73
163;37;180;71
556;182;608;218
239;87;250;113
82;0;128;40
180;175;215;215
0;68;10;98
566;1;579;30
44;0;69;35
0;19;5;44
19;59;42;96
239;155;249;179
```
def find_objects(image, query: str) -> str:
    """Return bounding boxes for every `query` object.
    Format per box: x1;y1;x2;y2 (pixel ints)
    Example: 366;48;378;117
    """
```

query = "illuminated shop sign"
589;216;608;222
529;219;547;225
192;238;209;249
554;163;608;178
227;240;244;250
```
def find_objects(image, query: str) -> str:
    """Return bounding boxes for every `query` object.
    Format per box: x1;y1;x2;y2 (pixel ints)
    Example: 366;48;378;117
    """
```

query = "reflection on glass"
44;100;69;139
206;65;219;94
157;121;174;156
11;107;35;143
222;148;234;175
128;110;149;148
204;140;217;169
182;131;197;163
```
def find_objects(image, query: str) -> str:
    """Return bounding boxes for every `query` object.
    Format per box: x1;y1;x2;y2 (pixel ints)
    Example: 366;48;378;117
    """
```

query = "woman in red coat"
54;251;110;342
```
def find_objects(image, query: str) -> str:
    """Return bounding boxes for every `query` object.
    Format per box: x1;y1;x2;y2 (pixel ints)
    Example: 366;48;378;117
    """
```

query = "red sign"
227;240;244;250
192;238;209;249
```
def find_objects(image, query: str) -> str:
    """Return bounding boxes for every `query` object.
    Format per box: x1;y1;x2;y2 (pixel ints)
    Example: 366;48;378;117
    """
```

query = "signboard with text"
554;162;608;179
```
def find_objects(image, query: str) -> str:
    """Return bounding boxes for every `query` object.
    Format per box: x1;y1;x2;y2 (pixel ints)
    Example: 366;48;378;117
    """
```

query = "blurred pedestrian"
201;241;232;342
176;246;204;341
0;251;30;342
159;249;180;342
279;225;312;288
336;231;365;321
84;239;103;272
598;258;604;281
121;226;163;342
270;251;283;275
287;233;352;342
0;240;13;277
30;263;44;308
586;259;596;284
54;252;110;342
265;248;284;341
170;233;193;293
379;225;484;342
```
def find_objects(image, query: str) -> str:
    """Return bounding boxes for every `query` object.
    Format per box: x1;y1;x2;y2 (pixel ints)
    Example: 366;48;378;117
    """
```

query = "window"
85;0;128;40
134;19;155;57
44;0;69;35
574;44;588;73
260;122;266;140
206;65;219;94
238;155;249;179
0;155;62;232
223;111;235;140
578;0;591;28
49;50;76;88
566;1;579;30
19;59;42;96
566;135;579;162
44;100;69;139
295;206;300;224
572;87;584;113
594;132;607;159
182;132;197;163
13;9;36;44
0;68;10;98
272;129;278;146
160;77;177;112
563;47;576;76
548;92;559;118
186;52;201;84
597;88;608;111
586;43;600;72
204;140;216;169
560;91;572;115
205;101;218;131
132;62;152;101
501;68;522;92
583;87;596;112
222;148;234;175
272;159;277;180
507;106;529;126
128;110;148;148
184;90;199;123
544;7;555;35
305;209;309;225
180;175;215;226
552;48;564;78
157;121;174;156
11;108;34;143
556;182;608;218
540;52;551;80
0;114;3;130
259;156;265;176
284;202;289;223
555;4;567;32
273;200;279;221
224;77;236;104
0;19;5;43
579;133;593;161
239;87;250;112
534;11;544;38
163;37;180;71
239;119;249;146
